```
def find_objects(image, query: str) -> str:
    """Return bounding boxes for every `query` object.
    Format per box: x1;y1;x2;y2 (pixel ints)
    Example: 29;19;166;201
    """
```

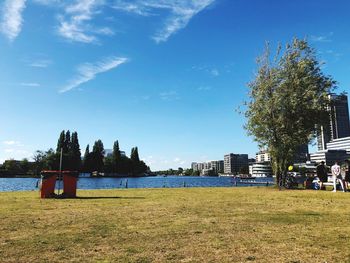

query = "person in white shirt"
331;161;345;192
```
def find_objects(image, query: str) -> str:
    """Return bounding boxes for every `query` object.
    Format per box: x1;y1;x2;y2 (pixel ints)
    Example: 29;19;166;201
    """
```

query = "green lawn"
0;187;350;262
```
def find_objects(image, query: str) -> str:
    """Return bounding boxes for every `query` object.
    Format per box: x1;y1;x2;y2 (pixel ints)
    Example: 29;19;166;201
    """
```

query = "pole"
58;148;63;196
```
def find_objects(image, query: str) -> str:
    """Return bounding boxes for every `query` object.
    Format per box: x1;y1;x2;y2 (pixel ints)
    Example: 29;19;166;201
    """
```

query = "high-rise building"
293;144;309;163
317;94;350;150
210;160;224;174
191;160;224;175
224;153;248;174
191;162;198;171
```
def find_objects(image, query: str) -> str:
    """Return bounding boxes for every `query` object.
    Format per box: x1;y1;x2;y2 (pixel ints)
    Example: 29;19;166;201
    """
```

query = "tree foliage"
113;140;121;173
55;130;81;171
91;140;105;172
245;38;335;183
1;131;150;176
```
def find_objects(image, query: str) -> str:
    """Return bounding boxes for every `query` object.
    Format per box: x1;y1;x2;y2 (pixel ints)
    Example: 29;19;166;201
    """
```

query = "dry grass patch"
0;187;350;262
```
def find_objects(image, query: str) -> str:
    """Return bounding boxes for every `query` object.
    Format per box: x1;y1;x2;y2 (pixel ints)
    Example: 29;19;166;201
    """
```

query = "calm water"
0;176;274;192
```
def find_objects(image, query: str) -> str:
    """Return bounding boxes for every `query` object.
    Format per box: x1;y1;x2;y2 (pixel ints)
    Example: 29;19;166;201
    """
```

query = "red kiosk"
40;171;79;198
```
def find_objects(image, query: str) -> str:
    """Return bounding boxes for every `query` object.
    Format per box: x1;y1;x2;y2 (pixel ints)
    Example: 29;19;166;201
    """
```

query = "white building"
310;149;350;166
326;136;350;151
256;151;271;162
251;162;273;177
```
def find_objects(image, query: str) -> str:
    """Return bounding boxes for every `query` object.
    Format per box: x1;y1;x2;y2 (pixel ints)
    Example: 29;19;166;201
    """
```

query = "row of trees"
0;159;34;176
82;140;148;175
153;168;199;176
29;130;149;176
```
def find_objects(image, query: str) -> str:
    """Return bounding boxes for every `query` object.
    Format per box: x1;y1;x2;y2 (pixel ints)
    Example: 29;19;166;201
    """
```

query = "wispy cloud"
210;68;219;77
152;0;215;43
32;0;62;5
58;0;112;43
113;0;216;43
3;140;22;146
191;64;221;77
197;86;211;91
29;59;52;68
4;148;28;155
173;157;186;165
310;32;333;43
60;56;128;93
1;141;29;161
142;155;188;170
113;1;153;16
20;82;41;87
0;0;27;41
159;90;179;100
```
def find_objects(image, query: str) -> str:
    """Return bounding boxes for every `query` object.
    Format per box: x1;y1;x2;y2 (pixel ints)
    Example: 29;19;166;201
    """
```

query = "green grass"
1;187;350;262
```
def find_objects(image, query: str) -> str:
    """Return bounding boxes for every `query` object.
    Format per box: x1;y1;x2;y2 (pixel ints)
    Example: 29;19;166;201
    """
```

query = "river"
0;176;274;192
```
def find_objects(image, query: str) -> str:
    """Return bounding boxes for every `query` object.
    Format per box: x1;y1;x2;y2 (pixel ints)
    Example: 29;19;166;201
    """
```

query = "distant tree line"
0;159;35;176
82;140;148;175
0;130;149;176
153;168;198;176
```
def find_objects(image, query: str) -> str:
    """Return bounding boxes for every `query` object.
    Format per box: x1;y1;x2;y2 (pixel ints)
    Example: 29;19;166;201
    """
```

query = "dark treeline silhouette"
0;130;149;176
82;140;149;176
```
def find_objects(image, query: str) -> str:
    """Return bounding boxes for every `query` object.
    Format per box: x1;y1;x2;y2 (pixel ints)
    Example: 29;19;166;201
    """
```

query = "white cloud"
197;86;211;91
20;82;41;87
58;0;112;43
0;0;26;41
113;1;152;16
1;141;29;161
4;149;29;156
113;0;216;43
60;56;128;93
142;155;189;170
310;32;333;43
173;157;186;165
152;0;215;43
32;0;62;5
29;59;52;68
159;90;179;100
3;140;21;146
210;68;219;77
191;64;221;77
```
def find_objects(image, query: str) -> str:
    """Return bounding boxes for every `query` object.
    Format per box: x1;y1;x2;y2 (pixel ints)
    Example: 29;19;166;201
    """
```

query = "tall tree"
56;130;65;153
244;38;335;184
92;140;105;172
112;140;121;173
130;147;140;163
70;131;81;170
33;150;46;175
64;130;71;154
82;144;91;172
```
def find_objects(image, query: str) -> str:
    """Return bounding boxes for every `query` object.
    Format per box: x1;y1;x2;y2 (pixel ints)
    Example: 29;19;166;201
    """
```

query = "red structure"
40;171;57;198
40;171;79;198
62;171;79;198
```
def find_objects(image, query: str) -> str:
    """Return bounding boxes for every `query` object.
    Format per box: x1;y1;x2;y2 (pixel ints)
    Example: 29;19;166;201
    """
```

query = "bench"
316;178;345;191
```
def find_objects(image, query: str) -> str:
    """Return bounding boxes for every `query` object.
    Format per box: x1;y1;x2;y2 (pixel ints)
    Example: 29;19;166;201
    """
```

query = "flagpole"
58;148;63;196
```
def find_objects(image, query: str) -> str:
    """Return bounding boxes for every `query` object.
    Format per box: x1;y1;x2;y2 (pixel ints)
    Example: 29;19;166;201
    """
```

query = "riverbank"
0;174;40;178
1;187;349;262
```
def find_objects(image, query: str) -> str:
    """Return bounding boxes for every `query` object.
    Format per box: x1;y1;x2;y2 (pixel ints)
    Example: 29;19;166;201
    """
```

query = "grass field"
1;187;350;262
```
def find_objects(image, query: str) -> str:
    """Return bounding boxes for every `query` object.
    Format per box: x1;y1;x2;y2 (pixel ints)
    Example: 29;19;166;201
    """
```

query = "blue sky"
1;0;350;170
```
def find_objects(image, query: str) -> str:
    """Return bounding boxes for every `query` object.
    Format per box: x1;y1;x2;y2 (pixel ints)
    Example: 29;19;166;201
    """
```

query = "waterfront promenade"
1;187;349;262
